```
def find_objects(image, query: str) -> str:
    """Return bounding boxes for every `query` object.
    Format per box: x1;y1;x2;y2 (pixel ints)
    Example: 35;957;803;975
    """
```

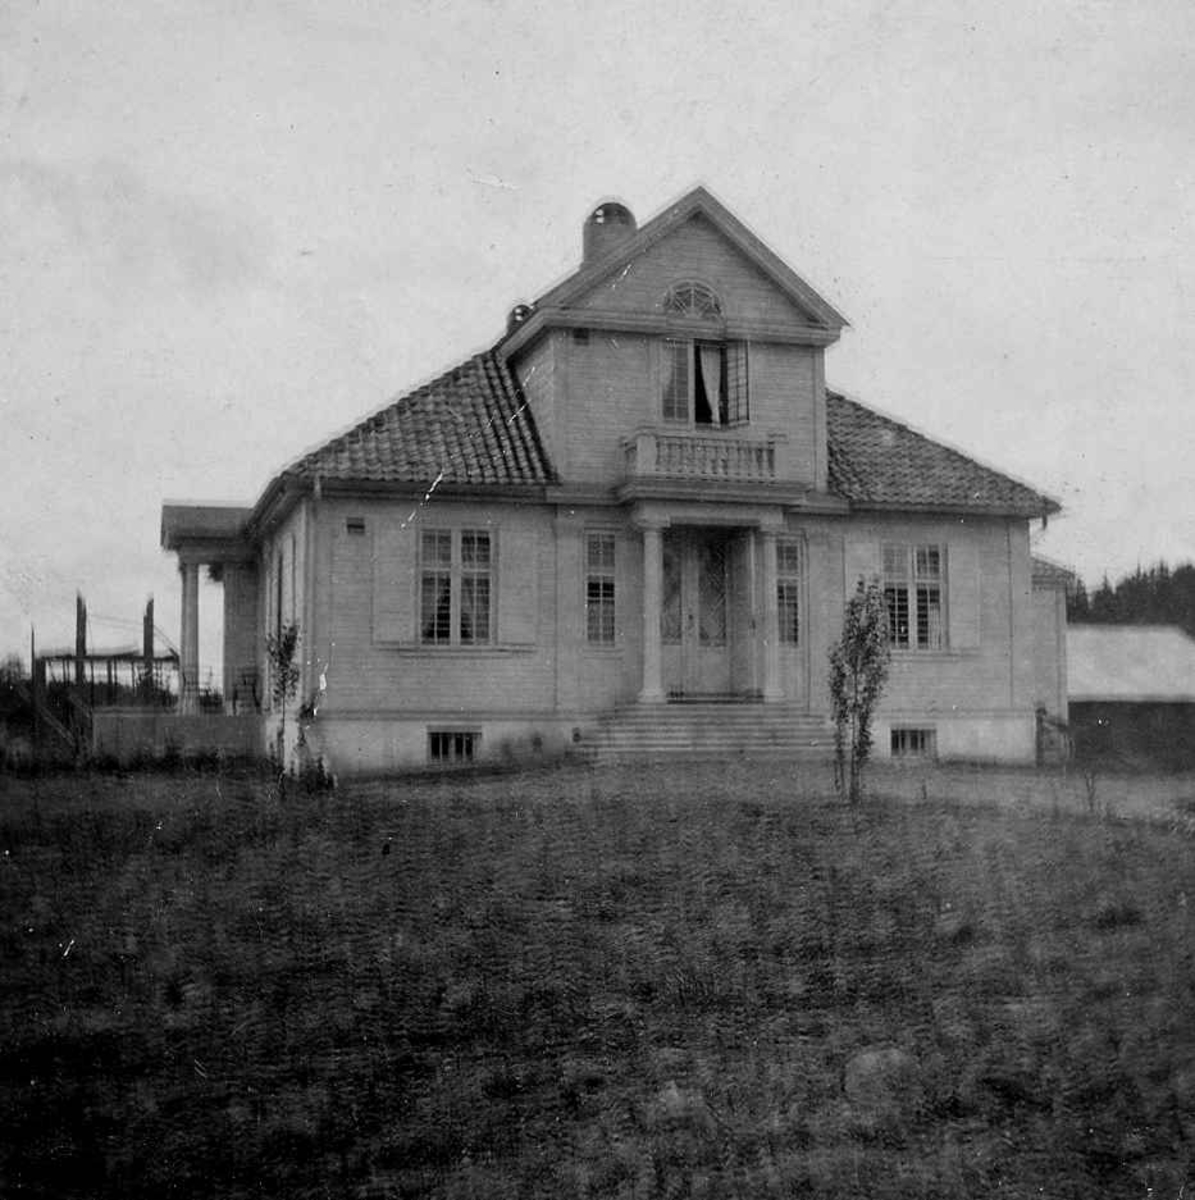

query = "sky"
2;0;1193;680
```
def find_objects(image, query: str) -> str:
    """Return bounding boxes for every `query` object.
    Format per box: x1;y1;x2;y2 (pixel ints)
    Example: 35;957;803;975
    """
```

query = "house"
159;187;1061;773
1067;625;1195;768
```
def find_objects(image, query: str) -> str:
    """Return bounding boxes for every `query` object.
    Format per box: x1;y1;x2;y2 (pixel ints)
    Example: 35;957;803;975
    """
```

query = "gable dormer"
504;188;847;495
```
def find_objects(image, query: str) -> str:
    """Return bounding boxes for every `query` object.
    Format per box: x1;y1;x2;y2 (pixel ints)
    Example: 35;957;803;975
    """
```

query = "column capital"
632;515;669;534
630;502;670;533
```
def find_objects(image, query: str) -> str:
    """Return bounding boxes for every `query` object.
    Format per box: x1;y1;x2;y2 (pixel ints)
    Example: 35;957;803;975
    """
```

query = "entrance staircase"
584;700;834;763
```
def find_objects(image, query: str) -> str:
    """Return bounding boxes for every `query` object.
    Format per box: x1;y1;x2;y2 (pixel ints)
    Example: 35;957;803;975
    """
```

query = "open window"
662;339;748;426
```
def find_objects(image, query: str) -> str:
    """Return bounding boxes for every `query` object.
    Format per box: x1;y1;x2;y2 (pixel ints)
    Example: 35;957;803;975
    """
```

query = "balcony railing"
624;430;781;482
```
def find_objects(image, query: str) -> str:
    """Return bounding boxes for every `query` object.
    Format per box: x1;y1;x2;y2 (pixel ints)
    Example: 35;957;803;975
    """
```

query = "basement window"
891;728;936;759
429;729;478;765
572;328;590;345
346;518;366;535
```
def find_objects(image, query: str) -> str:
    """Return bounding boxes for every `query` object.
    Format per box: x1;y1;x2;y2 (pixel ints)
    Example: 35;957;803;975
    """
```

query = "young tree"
829;580;891;804
265;621;301;772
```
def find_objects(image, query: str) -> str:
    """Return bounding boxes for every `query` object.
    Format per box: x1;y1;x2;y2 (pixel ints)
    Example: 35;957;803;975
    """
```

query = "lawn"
1;761;1193;1198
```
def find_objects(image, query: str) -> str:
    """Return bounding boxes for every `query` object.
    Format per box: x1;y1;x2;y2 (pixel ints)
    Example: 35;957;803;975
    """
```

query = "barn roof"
1068;625;1195;703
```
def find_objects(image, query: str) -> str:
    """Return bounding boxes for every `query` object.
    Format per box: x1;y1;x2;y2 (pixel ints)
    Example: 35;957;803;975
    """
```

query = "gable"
566;213;822;329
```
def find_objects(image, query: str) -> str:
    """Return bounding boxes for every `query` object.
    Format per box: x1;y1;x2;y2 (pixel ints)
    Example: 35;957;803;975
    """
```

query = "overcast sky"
3;0;1193;678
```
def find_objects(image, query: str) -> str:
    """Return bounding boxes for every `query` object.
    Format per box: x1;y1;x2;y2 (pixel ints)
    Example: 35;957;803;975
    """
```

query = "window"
346;517;366;535
429;729;477;764
420;529;491;646
883;543;944;649
662;339;748;426
891;728;936;759
663;281;722;319
274;551;284;640
586;533;616;644
777;540;801;644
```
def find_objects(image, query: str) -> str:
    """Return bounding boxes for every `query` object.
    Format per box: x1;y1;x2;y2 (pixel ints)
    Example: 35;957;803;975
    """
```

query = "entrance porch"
634;507;800;707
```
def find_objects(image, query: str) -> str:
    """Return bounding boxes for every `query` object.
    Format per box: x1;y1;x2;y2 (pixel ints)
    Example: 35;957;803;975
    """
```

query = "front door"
662;529;731;697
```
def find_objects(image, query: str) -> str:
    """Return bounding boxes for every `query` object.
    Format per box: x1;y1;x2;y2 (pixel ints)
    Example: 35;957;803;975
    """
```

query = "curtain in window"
699;345;723;426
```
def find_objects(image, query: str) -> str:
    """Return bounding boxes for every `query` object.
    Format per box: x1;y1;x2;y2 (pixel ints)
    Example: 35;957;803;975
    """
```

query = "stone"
844;1046;923;1128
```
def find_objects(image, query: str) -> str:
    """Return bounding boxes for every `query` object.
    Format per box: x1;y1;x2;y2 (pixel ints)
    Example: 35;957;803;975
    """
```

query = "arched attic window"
659;281;748;427
663;281;723;320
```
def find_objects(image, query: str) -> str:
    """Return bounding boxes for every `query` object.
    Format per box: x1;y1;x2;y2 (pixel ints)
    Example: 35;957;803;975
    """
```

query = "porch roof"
161;503;254;551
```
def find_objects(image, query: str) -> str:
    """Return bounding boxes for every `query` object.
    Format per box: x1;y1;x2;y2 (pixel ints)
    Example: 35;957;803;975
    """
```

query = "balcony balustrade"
624;429;781;482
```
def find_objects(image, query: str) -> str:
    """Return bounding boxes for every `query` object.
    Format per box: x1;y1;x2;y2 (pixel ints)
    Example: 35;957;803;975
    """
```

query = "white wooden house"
161;187;1062;772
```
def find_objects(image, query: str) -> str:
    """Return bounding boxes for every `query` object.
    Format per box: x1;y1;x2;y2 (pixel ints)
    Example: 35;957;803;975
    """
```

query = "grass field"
2;761;1193;1198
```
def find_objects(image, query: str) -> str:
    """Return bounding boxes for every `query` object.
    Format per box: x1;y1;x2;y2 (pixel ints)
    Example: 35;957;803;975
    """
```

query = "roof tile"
826;392;1058;516
287;348;554;488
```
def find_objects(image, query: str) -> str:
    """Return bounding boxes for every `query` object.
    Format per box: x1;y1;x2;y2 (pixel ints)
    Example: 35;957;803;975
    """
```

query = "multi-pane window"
661;340;748;426
891;728;935;758
777;540;801;644
883;544;944;650
586;533;616;645
459;531;491;644
420;530;491;646
429;730;477;764
663;281;722;318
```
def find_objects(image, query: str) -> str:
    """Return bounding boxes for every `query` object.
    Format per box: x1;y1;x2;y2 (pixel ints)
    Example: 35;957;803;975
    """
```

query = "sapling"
829;579;891;804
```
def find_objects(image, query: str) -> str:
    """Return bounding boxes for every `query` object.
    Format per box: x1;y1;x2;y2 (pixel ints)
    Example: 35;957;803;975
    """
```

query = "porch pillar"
759;526;783;701
637;519;665;702
179;561;200;714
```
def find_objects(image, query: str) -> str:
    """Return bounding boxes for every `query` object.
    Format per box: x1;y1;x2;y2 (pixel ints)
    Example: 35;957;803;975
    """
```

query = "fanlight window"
663;281;722;319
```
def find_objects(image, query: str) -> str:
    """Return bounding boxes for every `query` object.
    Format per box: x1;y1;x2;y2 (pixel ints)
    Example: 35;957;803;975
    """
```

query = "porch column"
637;519;665;702
759;526;783;701
179;561;200;714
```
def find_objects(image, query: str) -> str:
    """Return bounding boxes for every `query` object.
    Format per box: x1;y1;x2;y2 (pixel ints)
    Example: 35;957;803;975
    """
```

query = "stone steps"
585;702;834;762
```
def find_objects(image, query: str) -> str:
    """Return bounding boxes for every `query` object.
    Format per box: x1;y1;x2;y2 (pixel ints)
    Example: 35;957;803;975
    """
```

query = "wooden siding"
1032;585;1068;719
830;515;1036;716
517;334;558;470
260;504;308;710
554;331;819;487
569;214;817;327
316;499;557;714
562;332;654;483
747;342;818;484
553;508;642;712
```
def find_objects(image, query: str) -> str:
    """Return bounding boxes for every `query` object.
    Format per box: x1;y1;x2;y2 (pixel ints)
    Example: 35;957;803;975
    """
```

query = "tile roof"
285;349;554;489
273;353;1056;519
1031;556;1075;587
826;392;1059;517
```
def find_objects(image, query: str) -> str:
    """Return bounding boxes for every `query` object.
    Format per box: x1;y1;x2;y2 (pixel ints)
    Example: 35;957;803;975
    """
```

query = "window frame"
585;531;617;647
882;542;945;651
777;538;801;645
428;728;479;765
660;338;748;428
890;727;936;759
419;528;493;648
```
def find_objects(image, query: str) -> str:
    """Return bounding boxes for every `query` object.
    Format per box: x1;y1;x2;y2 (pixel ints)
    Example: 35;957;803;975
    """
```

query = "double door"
661;528;732;697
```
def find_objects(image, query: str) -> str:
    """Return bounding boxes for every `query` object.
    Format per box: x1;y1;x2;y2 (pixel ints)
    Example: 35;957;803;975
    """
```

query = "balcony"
623;429;783;483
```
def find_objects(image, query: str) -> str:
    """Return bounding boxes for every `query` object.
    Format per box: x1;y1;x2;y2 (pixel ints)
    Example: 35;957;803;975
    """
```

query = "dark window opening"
429;730;477;764
891;728;935;758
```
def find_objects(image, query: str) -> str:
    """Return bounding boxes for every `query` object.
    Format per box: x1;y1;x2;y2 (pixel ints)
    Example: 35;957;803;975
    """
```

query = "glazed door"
661;529;731;696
